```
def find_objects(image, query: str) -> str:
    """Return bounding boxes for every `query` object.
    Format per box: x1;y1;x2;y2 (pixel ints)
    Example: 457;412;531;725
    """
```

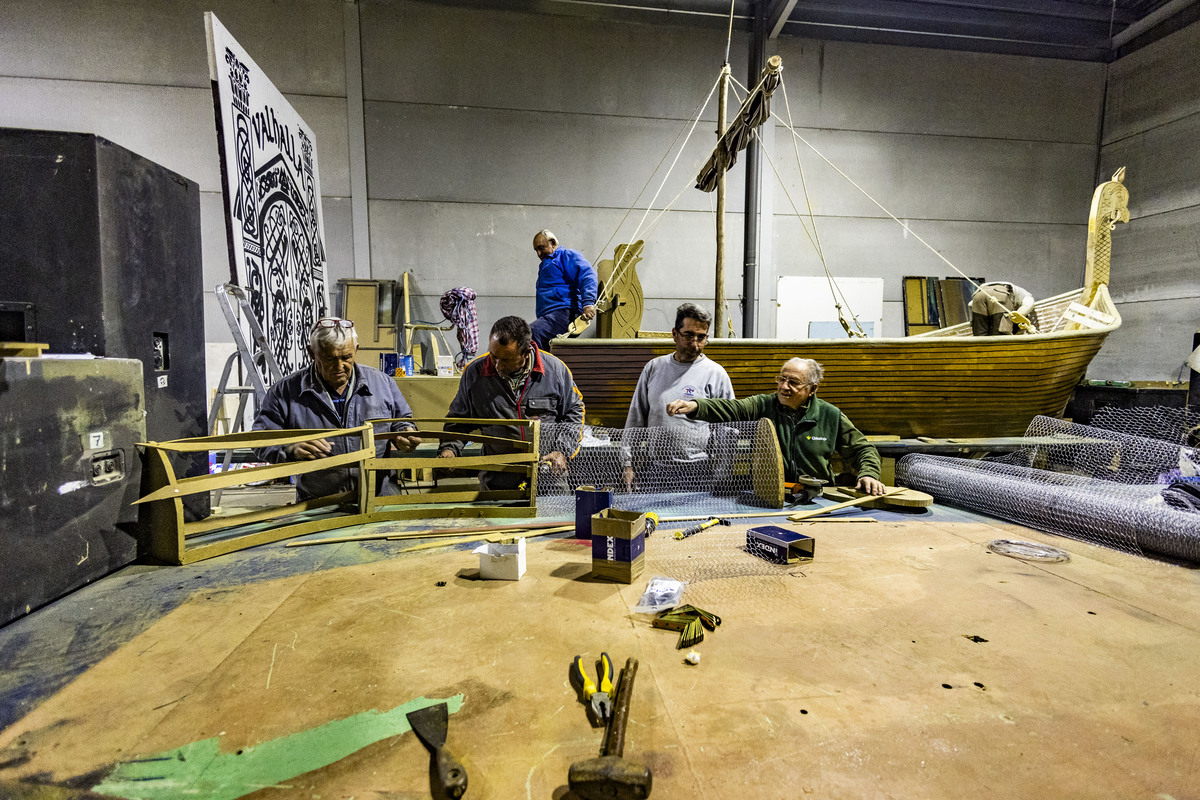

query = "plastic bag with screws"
631;576;685;614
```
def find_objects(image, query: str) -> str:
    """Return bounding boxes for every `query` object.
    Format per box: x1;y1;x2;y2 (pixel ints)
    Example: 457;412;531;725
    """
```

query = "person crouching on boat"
666;357;886;496
970;282;1039;335
530;229;598;349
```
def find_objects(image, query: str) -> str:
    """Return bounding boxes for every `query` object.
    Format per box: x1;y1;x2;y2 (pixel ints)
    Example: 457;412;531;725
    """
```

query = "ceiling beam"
765;0;798;38
1111;0;1200;47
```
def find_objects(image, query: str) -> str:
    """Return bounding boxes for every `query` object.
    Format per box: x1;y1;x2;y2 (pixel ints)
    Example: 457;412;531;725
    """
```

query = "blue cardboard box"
746;525;815;564
575;486;613;538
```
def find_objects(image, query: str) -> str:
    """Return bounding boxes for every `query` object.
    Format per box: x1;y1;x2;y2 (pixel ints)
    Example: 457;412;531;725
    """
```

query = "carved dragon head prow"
1083;167;1130;301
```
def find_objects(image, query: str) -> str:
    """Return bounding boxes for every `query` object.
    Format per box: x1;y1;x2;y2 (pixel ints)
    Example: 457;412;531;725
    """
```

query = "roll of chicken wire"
897;452;1200;563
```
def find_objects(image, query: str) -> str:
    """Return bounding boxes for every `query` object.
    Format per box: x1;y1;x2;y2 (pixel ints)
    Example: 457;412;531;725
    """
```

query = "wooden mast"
714;65;730;337
701;58;780;337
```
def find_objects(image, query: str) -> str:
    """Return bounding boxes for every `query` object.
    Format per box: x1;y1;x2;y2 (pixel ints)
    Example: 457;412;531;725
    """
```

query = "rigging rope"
778;77;864;337
592;50;1004;340
768;100;985;296
589;71;726;304
730;73;866;337
593;48;781;312
589;72;721;270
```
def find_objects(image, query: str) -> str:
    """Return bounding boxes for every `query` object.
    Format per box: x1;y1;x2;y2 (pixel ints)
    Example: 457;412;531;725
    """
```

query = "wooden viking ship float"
551;156;1130;438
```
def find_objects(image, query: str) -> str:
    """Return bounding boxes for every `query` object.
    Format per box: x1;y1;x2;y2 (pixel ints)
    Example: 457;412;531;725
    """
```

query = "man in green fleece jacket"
666;357;886;496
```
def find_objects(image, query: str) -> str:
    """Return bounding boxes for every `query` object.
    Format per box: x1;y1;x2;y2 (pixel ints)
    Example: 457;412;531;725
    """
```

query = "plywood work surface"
1;512;1199;799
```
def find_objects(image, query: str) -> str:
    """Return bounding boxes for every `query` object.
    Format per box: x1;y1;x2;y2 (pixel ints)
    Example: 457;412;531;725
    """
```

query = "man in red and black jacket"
438;316;585;490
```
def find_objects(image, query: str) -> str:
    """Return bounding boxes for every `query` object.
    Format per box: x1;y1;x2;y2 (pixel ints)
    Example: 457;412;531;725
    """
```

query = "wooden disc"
751;418;785;509
822;485;933;508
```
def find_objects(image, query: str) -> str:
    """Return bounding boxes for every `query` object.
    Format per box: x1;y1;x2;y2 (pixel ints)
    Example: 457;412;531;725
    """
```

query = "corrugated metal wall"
0;0;1190;384
1095;22;1200;381
358;1;1107;341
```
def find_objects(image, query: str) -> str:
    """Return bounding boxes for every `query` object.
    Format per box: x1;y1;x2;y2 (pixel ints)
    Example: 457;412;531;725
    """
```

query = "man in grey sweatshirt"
621;303;734;492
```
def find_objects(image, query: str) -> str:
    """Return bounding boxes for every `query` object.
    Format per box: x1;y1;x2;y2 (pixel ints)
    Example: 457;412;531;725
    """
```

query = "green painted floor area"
94;695;463;800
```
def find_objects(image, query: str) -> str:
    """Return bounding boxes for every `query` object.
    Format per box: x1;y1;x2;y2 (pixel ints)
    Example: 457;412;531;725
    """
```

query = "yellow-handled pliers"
571;652;614;724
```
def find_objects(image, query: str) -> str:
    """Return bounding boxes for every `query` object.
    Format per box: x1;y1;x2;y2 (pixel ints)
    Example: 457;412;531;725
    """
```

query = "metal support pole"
1189;329;1200;409
742;8;767;339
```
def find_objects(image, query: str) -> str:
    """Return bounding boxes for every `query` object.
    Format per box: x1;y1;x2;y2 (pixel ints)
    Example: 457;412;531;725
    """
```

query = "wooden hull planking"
551;286;1120;438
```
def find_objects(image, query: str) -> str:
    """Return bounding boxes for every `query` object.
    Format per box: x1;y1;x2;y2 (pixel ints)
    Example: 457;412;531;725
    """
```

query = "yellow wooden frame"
362;417;540;519
0;342;49;357
136;417;539;565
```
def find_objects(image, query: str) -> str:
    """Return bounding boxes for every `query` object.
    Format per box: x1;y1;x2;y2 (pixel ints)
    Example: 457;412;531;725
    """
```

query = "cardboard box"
746;525;814;564
473;537;527;580
591;508;647;583
593;554;644;584
575;486;613;538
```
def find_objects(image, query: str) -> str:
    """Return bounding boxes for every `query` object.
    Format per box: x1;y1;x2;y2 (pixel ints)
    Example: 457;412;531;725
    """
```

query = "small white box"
473;537;527;580
437;355;455;376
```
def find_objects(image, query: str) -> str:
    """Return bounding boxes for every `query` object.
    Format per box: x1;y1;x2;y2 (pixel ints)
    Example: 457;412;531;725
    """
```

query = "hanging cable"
730;72;866;338
589;73;721;268
772;107;986;296
723;0;736;66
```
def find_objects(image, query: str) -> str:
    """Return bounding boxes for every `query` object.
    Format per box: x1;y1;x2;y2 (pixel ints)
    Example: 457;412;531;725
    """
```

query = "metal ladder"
207;283;284;503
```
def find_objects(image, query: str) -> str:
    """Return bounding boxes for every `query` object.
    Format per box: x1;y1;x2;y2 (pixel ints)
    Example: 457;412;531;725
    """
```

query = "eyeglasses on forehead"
312;318;355;333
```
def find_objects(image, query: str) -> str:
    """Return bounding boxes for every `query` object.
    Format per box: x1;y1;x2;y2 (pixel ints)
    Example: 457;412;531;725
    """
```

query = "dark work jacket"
442;345;585;489
252;363;414;499
690;393;881;484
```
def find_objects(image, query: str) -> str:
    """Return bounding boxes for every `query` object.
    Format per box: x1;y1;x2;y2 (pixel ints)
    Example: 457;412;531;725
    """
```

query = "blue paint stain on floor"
0;517;561;731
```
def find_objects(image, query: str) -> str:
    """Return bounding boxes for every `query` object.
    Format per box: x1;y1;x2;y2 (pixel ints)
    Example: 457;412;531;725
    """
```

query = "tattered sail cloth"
695;68;783;192
440;287;478;368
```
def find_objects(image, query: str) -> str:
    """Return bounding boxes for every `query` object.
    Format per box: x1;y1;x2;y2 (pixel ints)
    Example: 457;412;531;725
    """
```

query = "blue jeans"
530;308;572;349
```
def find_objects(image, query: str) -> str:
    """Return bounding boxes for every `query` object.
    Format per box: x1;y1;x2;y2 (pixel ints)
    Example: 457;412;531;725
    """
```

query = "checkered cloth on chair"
440;287;478;368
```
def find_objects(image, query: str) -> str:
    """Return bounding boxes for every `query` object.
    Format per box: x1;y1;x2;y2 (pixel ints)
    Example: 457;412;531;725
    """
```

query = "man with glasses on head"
621;303;734;492
666;357;886;496
437;315;585;490
252;317;420;500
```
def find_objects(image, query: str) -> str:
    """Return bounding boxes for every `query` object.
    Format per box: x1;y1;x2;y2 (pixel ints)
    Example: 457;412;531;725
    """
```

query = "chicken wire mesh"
1090;405;1200;451
536;420;779;519
985;413;1200;484
535;421;802;586
895;411;1200;563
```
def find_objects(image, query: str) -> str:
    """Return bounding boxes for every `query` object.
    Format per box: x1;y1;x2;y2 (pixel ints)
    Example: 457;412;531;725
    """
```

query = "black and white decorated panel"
205;11;328;375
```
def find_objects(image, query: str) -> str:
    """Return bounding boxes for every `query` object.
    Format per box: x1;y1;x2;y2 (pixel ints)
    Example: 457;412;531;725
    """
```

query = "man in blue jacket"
252;318;419;500
438;316;585;490
530;229;598;349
